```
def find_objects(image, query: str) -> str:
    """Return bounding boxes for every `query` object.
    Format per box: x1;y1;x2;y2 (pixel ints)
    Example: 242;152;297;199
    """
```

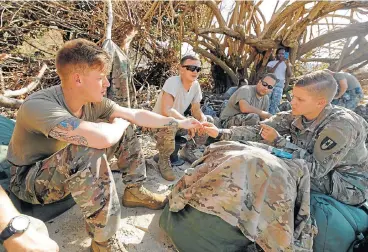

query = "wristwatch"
0;215;30;244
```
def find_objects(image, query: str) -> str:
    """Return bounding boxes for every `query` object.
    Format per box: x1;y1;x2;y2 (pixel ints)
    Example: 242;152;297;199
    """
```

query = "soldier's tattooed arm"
49;118;88;145
49;117;130;149
109;105;201;130
164;119;179;129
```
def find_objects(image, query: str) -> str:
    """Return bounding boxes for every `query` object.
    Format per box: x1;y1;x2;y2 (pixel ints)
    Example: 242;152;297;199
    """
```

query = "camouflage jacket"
169;141;315;252
219;105;368;205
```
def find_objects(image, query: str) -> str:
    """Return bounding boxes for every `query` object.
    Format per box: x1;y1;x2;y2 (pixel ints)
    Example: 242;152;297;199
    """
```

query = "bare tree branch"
3;63;47;97
298;21;368;57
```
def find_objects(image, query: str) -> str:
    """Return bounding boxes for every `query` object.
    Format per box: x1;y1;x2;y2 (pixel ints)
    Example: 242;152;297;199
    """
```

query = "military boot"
158;155;176;181
90;237;128;252
122;184;168;210
179;142;198;164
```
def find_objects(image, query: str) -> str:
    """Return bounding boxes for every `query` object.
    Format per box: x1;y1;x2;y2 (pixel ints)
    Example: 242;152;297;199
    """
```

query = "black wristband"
215;129;223;140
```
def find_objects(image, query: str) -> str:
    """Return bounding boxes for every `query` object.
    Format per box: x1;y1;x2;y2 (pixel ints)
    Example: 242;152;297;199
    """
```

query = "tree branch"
185;40;238;85
203;0;226;28
3;63;47;97
298;21;368;57
0;96;23;108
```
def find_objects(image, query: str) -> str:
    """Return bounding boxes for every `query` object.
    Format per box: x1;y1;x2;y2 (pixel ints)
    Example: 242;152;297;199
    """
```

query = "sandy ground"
45;133;194;252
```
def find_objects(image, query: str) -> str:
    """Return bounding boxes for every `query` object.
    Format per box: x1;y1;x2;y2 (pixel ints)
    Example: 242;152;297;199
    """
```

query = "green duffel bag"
160;204;252;252
311;192;368;252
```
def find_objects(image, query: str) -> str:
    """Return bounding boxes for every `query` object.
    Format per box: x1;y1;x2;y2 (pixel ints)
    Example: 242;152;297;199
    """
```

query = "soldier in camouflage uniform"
203;70;368;206
152;55;212;181
7;39;201;252
220;73;277;128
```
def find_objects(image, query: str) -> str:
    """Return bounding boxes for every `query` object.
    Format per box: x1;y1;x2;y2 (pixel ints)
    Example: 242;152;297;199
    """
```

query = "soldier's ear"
316;96;327;108
72;73;82;86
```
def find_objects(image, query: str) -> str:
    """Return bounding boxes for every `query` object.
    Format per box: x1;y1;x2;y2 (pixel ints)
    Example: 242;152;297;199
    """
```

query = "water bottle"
267;146;292;159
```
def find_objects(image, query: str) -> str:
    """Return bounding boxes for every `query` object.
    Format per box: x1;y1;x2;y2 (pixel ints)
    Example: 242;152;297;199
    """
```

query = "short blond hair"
56;39;111;80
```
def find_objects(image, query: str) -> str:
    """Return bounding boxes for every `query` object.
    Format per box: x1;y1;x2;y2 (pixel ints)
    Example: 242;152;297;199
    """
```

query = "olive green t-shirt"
333;72;361;91
7;85;118;166
220;85;269;121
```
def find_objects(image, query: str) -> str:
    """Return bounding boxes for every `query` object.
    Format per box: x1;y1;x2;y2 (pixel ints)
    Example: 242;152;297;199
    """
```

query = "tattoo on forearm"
49;118;88;146
164;119;179;128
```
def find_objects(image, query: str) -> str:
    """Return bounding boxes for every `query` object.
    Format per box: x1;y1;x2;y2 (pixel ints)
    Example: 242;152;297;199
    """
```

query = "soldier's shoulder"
325;106;365;128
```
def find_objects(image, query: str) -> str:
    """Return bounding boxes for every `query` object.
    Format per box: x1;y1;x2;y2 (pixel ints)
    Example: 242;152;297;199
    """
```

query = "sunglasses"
261;80;274;90
182;65;202;73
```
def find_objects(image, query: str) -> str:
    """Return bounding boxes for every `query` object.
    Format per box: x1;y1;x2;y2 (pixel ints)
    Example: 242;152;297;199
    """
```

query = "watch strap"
0;225;15;244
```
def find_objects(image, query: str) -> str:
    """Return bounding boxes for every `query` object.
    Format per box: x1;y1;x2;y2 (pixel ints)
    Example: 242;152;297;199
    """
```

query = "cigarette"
191;137;196;145
259;128;263;135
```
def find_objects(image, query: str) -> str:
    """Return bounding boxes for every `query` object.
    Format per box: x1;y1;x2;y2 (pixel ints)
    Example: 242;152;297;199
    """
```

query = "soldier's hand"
188;128;196;139
3;227;59;252
260;124;279;143
202;122;220;138
178;118;202;130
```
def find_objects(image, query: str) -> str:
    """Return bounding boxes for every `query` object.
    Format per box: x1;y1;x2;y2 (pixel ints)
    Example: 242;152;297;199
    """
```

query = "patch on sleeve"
314;126;350;164
320;137;337;150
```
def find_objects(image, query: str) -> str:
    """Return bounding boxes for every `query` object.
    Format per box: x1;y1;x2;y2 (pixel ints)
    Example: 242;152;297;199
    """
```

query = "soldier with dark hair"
152;55;213;181
220;73;277;128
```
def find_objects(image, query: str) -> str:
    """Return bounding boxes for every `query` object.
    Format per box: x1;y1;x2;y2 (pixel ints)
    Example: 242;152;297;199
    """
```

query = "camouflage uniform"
219;104;368;206
222;113;261;128
9;124;145;242
168;141;315;251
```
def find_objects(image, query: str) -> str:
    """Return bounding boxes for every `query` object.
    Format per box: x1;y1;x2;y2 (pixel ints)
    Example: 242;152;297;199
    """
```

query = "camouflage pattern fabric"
278;101;292;112
220;104;368;206
168;141;315;252
331;87;364;110
222;113;261;128
268;86;283;115
102;39;137;108
153;116;214;159
9;124;145;242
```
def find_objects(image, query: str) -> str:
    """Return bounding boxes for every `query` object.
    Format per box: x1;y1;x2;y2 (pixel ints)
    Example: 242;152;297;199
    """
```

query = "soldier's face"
291;86;323;117
77;69;110;102
256;76;276;96
180;59;201;83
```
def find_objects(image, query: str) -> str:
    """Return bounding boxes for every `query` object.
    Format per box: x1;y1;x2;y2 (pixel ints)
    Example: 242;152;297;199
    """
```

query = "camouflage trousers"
153;116;214;158
9;124;145;242
332;87;364;110
221;113;260;128
268;86;284;115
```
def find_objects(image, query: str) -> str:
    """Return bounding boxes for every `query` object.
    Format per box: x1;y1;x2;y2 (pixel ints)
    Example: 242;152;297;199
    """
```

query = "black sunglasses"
182;65;202;73
261;80;274;90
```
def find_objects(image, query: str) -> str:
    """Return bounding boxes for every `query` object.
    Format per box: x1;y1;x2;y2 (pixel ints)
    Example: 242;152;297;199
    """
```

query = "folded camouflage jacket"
168;141;316;252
